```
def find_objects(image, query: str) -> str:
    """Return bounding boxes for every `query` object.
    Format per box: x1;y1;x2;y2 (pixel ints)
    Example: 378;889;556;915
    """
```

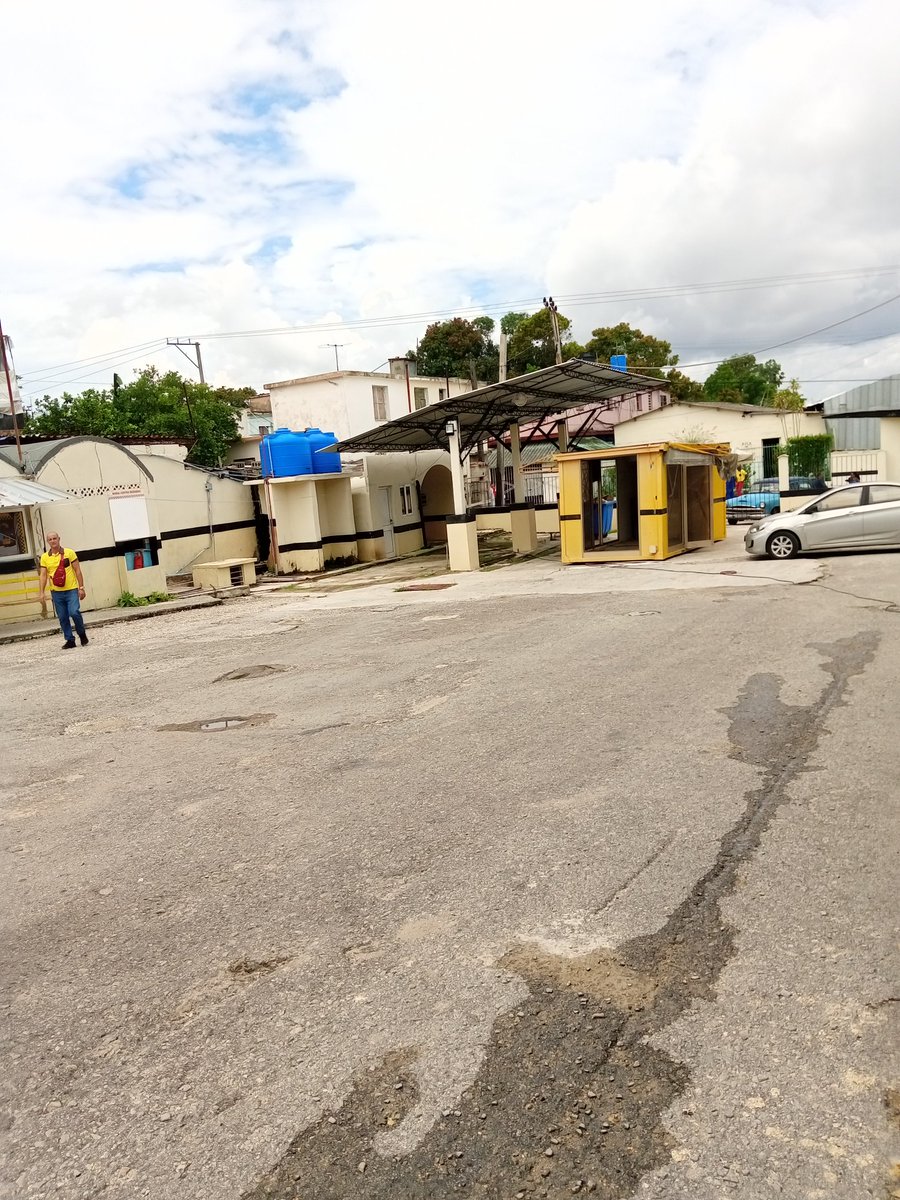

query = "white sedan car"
744;482;900;559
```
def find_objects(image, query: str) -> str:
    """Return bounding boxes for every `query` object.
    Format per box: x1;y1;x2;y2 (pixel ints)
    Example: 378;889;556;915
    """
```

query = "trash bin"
602;500;615;537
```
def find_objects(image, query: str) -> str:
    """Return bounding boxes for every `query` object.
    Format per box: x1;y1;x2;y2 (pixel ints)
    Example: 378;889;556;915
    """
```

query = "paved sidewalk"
0;594;223;644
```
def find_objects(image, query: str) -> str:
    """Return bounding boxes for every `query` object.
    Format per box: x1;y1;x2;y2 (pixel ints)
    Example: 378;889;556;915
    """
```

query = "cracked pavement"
1;547;898;1199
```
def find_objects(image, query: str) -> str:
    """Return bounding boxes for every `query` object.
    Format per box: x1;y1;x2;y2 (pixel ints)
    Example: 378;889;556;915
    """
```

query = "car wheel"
766;530;800;560
728;518;737;526
771;507;780;514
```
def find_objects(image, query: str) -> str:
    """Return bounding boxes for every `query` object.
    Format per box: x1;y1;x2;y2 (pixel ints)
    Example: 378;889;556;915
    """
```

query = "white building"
266;358;477;441
615;400;828;477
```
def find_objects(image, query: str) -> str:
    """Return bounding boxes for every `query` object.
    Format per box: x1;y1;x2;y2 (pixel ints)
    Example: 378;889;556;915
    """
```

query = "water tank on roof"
260;428;313;478
305;428;341;474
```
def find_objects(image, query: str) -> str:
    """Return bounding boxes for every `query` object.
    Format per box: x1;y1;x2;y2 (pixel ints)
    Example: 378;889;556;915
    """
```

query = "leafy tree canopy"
702;354;784;407
411;316;497;384
769;377;806;411
665;368;705;403
505;307;584;376
24;367;252;467
582;323;678;377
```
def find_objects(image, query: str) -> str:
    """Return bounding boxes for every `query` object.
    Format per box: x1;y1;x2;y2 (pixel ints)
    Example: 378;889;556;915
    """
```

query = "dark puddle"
245;635;876;1200
158;713;274;733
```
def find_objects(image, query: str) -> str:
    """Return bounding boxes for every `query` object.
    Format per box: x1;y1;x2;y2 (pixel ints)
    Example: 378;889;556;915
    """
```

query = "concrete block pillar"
777;451;790;495
510;503;538;555
509;422;526;504
446;516;480;571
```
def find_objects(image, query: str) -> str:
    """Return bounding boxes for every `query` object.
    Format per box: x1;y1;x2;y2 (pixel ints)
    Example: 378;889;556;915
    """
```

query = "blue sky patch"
248;235;293;267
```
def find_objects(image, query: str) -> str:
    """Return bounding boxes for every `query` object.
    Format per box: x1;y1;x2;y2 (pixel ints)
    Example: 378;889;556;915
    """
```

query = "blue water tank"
305;428;341;474
260;428;313;477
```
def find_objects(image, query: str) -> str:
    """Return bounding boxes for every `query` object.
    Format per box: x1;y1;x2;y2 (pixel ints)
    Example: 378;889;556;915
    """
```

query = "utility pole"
498;332;508;383
322;343;348;371
167;337;205;384
543;296;563;365
0;319;23;466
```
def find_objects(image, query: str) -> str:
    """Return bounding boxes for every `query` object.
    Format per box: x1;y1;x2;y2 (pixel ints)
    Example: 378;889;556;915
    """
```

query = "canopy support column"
508;421;537;555
446;418;480;571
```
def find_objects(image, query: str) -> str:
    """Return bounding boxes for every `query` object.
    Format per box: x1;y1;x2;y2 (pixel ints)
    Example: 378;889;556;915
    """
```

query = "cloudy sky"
3;0;898;405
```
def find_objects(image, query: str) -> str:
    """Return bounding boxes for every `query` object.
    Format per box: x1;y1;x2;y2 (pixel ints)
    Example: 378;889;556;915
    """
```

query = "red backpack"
51;555;70;587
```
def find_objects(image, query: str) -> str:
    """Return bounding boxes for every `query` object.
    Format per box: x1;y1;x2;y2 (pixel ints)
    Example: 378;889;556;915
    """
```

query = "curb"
0;596;224;645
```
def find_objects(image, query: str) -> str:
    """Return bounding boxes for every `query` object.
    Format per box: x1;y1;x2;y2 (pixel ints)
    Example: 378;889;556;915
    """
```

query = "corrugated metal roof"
823;374;900;451
0;477;71;508
485;436;613;468
333;361;666;454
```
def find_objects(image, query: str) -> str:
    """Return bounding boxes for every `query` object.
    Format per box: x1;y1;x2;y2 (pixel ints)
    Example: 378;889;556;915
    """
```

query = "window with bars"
414;387;428;410
400;484;414;515
372;385;388;421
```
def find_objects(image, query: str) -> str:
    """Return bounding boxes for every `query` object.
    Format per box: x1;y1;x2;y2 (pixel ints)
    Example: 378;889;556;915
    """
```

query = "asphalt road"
2;550;898;1199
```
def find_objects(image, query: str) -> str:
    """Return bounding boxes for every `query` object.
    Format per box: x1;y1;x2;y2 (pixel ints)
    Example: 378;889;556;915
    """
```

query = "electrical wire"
16;262;900;384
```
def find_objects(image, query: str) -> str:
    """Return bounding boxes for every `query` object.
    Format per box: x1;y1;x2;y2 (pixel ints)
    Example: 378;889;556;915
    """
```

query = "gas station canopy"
333;360;668;454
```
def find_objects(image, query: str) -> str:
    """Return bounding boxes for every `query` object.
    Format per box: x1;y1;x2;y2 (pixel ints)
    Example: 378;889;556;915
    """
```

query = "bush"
116;590;175;608
116;591;149;608
780;434;834;478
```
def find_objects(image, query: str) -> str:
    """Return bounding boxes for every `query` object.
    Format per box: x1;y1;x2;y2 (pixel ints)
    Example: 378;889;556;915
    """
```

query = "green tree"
665;368;705;403
412;317;497;384
582;322;678;377
25;367;249;467
702;354;784;407
768;377;806;411
500;312;529;336
505;307;583;375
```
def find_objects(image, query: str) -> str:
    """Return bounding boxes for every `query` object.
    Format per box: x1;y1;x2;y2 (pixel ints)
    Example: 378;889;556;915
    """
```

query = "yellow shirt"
40;548;79;592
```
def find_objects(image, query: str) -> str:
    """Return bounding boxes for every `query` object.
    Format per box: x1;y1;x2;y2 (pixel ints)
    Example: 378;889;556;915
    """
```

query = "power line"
16;262;900;383
20;338;166;383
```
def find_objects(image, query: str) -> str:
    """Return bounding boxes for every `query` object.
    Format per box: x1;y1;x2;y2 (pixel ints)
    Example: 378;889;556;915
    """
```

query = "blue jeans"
52;588;86;642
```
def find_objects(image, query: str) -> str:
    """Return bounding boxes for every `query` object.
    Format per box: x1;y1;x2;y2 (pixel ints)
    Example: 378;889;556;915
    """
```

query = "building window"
438;388;446;402
372;385;388;421
0;509;28;558
400;484;414;516
257;424;270;436
413;386;428;410
636;394;643;412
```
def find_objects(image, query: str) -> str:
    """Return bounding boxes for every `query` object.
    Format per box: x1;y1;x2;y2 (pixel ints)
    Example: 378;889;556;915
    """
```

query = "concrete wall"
880;418;900;479
262;475;356;573
0;441;259;621
615;404;826;457
267;372;476;440
139;455;257;576
474;507;560;536
33;440;163;610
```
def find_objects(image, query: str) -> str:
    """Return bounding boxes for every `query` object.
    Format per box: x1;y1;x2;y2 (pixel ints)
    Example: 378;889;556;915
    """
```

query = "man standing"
39;531;89;649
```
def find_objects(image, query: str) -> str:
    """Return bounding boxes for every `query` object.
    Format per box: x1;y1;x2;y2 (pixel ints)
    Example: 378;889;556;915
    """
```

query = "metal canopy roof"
0;477;71;508
332;361;667;454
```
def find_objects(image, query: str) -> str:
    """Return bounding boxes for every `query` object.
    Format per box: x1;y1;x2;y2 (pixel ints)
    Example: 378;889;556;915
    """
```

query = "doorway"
378;486;395;558
685;465;713;546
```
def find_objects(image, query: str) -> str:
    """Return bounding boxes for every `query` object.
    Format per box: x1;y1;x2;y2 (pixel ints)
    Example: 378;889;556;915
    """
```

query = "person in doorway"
39;531;89;649
846;471;861;484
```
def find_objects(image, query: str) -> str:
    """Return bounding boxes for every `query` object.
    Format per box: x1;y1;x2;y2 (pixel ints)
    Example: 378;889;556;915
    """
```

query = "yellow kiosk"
558;442;730;564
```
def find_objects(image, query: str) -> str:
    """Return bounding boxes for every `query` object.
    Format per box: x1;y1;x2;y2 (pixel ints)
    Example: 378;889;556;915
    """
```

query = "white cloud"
3;0;898;404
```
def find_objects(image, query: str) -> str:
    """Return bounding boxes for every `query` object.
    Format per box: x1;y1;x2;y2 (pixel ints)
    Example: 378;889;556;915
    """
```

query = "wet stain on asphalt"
244;635;877;1200
158;713;275;733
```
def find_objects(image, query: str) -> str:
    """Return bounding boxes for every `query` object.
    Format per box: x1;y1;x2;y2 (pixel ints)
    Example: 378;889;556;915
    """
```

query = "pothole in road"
244;635;878;1200
158;713;275;733
214;665;287;682
228;954;292;979
395;583;456;592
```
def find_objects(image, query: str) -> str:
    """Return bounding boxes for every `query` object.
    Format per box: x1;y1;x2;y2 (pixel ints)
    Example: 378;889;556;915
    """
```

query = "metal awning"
0;477;71;508
332;361;667;454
